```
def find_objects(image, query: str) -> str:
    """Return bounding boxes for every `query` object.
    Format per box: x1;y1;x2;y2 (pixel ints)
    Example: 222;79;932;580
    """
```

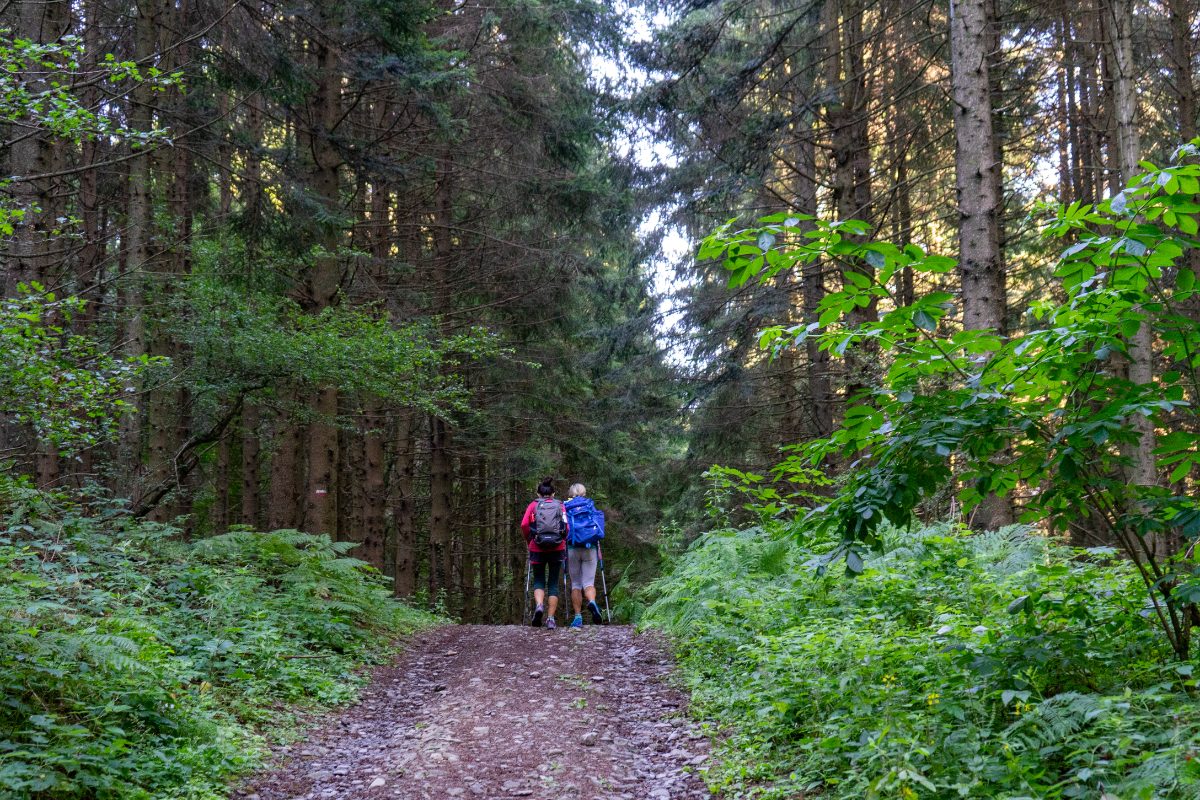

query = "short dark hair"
537;476;555;496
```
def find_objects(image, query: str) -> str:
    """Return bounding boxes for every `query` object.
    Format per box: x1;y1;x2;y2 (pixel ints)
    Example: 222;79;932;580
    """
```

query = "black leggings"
531;557;562;597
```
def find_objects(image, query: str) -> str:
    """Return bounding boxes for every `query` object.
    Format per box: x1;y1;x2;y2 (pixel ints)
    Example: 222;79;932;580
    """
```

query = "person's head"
537;476;555;497
568;483;587;498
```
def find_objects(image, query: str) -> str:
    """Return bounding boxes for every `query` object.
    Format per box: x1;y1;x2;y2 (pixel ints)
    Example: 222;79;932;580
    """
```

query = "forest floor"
236;624;712;800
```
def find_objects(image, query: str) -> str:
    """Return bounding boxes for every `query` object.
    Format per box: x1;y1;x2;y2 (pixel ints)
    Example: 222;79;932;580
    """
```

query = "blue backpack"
564;497;605;548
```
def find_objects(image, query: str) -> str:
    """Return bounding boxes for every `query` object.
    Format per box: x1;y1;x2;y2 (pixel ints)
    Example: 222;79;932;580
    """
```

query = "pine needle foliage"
642;519;1200;799
0;478;435;799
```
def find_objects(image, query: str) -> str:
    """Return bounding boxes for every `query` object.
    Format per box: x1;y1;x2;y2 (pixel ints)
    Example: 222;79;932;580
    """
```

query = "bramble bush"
0;478;435;799
643;518;1200;799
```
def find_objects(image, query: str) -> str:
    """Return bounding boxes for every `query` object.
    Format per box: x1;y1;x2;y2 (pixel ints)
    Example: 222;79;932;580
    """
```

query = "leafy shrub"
703;148;1200;659
0;479;435;799
643;521;1200;799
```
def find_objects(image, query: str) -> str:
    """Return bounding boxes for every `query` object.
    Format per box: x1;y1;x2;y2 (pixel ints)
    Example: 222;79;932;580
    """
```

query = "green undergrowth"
0;479;436;800
642;522;1200;799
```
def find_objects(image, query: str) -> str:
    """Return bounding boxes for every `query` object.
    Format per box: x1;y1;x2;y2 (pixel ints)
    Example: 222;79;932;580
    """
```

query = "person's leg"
531;559;547;625
568;548;584;615
546;557;561;620
580;549;601;622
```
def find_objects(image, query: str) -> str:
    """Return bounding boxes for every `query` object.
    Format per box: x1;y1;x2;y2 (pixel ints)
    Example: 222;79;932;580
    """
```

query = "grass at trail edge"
0;479;437;800
641;521;1200;800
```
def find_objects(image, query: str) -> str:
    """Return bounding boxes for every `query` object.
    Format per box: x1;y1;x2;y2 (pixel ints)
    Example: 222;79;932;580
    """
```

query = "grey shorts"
567;546;598;589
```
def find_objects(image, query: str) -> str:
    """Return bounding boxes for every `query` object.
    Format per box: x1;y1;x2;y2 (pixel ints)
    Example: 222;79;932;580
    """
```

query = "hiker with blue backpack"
521;477;568;628
564;483;607;628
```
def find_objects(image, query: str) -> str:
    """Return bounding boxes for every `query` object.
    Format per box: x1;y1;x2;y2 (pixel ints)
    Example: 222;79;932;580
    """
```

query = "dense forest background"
1;0;679;624
6;0;1200;630
6;0;1200;796
646;0;1198;524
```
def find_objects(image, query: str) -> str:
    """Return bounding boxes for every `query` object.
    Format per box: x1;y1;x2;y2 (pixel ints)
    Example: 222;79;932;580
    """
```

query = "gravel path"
236;625;713;800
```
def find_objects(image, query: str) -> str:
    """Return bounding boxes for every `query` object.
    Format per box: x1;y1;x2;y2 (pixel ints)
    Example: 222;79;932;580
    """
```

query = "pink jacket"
520;498;568;554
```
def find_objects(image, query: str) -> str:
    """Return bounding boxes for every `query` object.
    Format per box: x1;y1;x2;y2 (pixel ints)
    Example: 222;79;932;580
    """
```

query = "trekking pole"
561;551;569;627
523;555;531;625
597;543;612;623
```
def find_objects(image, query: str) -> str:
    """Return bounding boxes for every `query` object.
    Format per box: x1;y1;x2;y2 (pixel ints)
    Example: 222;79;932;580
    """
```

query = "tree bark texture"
1105;0;1158;493
950;0;1013;529
301;31;343;536
392;410;418;598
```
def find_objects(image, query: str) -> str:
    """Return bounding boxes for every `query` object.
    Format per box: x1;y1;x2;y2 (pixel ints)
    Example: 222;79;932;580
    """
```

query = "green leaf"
1006;595;1029;614
913;309;937;331
1178;268;1197;292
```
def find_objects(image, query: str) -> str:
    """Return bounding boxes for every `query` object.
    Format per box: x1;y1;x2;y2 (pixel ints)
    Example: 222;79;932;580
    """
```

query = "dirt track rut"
237;624;713;800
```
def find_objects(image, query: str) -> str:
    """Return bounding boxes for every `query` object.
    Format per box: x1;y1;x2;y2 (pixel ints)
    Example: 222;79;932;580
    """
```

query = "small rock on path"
236;625;712;800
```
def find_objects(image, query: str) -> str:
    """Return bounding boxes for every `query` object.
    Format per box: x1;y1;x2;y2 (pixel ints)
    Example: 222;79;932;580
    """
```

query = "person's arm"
520;501;535;539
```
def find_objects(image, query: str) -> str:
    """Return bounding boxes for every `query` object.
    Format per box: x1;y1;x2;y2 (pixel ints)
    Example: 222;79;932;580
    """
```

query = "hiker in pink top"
521;476;567;628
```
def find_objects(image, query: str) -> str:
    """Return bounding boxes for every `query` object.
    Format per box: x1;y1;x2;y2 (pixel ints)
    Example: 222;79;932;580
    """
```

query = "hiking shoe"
531;604;544;627
570;614;583;629
546;616;557;630
588;600;603;624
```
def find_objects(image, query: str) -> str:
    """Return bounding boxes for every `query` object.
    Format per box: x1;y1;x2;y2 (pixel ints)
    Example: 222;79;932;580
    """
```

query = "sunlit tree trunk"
1104;0;1157;496
950;0;1013;529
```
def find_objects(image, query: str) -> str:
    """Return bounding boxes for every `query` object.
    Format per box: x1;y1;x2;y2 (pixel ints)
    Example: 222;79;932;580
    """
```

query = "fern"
0;480;436;800
642;517;1200;800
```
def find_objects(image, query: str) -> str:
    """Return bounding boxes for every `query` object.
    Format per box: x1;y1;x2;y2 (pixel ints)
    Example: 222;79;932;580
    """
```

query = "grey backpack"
532;498;565;548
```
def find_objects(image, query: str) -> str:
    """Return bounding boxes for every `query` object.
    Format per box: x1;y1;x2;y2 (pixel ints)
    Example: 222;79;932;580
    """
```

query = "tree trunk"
428;157;455;598
241;403;261;527
214;432;231;533
392;409;418;598
459;456;479;622
1063;13;1086;203
6;0;70;487
145;0;195;523
357;179;390;570
1167;0;1200;300
823;0;876;403
429;415;454;599
301;32;342;536
950;0;1013;528
1105;0;1157;495
1169;0;1198;142
117;1;158;491
796;129;833;439
267;411;302;530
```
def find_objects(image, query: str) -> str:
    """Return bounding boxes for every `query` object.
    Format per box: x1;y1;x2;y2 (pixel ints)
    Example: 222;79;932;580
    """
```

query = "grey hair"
568;483;587;498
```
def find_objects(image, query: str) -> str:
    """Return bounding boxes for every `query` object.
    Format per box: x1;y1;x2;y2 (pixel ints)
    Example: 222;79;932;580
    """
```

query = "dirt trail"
237;625;712;800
